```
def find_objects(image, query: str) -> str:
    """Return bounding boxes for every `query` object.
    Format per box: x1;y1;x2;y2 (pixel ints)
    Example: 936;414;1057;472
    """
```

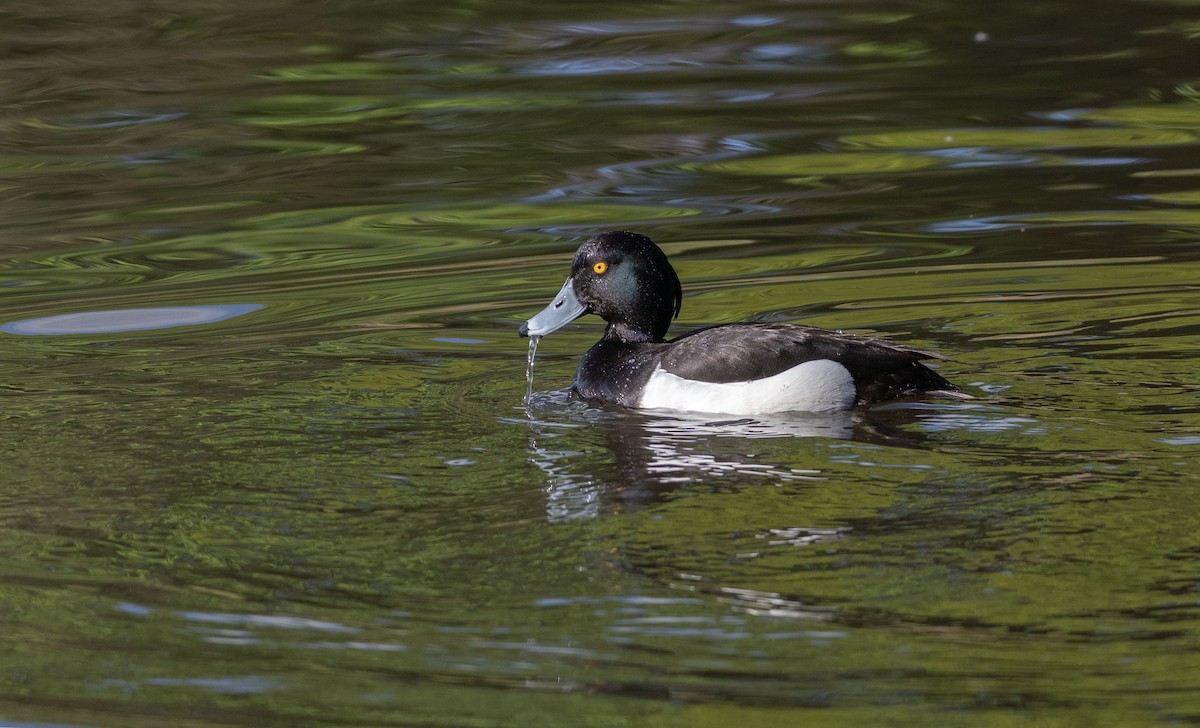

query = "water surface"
1;0;1199;726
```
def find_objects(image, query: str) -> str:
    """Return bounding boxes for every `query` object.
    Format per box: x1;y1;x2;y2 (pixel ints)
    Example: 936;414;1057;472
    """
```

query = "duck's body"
519;231;959;414
575;323;955;413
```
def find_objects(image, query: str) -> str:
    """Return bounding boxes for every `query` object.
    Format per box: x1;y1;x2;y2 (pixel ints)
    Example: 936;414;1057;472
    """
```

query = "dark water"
2;0;1199;725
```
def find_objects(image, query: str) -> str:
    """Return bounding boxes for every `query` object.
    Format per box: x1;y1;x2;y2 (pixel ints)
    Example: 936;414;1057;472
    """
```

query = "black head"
568;231;682;343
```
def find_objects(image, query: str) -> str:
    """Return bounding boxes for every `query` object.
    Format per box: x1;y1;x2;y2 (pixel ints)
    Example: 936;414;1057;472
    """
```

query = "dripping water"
525;334;541;405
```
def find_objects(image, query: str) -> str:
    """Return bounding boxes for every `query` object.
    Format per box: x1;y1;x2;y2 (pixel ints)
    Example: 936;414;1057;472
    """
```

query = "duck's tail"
854;359;968;405
908;362;971;400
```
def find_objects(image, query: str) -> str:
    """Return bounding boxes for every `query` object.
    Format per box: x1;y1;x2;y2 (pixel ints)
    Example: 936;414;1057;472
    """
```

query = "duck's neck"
605;321;662;344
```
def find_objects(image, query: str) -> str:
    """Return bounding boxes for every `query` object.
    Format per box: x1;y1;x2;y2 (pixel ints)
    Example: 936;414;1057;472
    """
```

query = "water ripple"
1;304;263;336
927;209;1200;233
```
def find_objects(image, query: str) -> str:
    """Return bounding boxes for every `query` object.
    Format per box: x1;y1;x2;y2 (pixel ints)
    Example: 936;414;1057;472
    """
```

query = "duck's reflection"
520;394;940;521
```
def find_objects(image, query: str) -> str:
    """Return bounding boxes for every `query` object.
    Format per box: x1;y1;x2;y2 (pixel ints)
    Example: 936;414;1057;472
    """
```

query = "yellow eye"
592;261;608;274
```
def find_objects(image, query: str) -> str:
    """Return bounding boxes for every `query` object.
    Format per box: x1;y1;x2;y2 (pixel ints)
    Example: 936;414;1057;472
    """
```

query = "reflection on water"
1;0;1199;726
525;404;853;521
521;398;1052;522
1;303;263;335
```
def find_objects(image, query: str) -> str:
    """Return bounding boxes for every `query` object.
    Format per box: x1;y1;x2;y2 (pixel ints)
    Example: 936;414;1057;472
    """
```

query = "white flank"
637;359;856;414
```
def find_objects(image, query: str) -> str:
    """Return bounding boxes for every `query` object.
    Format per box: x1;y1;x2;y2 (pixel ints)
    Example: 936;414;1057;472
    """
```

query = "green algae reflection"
840;126;1196;150
686;152;942;179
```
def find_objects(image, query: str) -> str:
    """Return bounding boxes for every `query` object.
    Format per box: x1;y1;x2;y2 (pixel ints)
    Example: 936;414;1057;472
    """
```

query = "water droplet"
525;335;542;405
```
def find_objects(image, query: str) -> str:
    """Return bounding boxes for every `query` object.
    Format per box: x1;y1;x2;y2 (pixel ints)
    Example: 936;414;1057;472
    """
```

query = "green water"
1;0;1199;726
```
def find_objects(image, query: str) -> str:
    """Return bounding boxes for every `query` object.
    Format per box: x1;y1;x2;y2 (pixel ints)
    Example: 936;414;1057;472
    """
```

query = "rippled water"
2;0;1199;726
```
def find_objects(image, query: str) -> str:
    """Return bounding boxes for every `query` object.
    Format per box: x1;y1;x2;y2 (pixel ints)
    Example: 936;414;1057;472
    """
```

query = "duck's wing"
659;323;958;402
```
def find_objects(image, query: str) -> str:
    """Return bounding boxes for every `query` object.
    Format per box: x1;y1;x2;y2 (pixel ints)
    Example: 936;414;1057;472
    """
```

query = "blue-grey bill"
519;277;587;337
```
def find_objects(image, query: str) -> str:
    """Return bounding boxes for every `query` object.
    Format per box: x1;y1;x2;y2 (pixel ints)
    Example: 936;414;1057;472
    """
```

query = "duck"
518;231;961;414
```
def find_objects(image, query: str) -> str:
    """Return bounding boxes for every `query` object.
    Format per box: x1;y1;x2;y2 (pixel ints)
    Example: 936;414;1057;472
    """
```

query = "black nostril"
554;300;563;308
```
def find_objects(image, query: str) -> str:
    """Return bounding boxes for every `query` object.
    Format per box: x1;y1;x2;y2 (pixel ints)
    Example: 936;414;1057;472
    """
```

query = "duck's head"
518;231;682;343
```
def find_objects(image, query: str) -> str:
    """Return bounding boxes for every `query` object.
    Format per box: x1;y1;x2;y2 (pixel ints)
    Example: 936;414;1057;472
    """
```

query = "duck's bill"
518;277;587;337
